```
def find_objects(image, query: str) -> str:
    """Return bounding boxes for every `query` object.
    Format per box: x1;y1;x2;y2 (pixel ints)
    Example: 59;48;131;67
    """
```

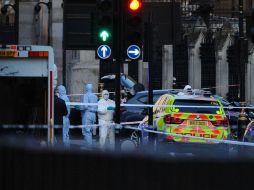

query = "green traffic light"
99;30;110;42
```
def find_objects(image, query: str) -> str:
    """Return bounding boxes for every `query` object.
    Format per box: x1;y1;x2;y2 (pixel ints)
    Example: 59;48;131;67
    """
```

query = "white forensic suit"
98;90;115;150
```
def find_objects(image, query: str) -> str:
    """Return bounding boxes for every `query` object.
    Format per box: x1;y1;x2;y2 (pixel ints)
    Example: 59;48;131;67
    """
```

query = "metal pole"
47;1;51;46
148;13;153;127
15;3;19;44
239;0;245;102
114;0;122;124
63;49;66;86
62;1;66;86
146;12;157;149
171;0;175;47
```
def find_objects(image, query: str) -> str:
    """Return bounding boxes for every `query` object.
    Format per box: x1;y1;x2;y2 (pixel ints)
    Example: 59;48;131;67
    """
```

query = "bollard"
237;103;248;141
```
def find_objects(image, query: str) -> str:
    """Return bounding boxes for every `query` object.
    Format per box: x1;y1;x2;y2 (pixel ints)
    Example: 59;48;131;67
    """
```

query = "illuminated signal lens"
99;30;110;42
96;0;113;45
129;0;141;11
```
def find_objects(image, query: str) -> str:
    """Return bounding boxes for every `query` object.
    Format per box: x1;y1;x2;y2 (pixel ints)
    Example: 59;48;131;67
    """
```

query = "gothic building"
1;0;254;103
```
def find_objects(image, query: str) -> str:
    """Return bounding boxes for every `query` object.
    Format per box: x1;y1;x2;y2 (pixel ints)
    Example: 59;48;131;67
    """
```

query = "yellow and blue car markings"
143;94;230;143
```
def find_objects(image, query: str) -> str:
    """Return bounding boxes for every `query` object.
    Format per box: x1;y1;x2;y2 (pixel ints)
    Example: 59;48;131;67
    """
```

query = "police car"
141;90;231;143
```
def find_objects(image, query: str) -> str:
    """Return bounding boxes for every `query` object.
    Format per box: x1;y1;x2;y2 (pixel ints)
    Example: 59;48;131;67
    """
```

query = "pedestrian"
183;85;193;94
54;89;68;125
98;90;115;150
54;89;68;144
80;83;98;147
58;85;70;148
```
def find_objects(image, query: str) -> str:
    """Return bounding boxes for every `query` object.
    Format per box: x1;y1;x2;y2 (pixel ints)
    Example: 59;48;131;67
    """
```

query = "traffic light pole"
147;14;153;128
114;0;122;124
145;12;156;149
239;0;245;102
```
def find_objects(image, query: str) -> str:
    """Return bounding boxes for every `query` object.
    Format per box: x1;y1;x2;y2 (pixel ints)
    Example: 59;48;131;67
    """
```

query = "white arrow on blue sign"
97;45;111;59
127;45;141;59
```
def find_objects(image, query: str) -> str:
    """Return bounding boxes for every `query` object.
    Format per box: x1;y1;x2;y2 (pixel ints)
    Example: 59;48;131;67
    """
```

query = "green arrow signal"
99;30;110;42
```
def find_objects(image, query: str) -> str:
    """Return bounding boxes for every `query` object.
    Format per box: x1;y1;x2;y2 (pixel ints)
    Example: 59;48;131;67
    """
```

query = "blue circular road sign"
127;45;141;59
97;45;111;59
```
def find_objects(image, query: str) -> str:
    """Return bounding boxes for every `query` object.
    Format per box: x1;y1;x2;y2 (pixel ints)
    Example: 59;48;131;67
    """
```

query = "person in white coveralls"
97;90;115;150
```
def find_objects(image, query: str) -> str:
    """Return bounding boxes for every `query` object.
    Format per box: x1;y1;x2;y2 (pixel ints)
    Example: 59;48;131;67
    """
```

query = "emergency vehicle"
0;45;56;144
141;90;231;143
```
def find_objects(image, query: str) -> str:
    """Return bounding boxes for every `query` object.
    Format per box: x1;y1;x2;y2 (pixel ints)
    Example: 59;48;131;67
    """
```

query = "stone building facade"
1;0;254;103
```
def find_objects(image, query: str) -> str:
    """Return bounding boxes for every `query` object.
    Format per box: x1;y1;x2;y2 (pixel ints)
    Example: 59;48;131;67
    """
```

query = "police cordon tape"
1;101;253;147
65;122;254;147
202;84;239;89
67;92;115;97
66;102;254;109
2;121;254;147
70;123;254;147
66;85;239;96
124;125;254;147
65;101;254;147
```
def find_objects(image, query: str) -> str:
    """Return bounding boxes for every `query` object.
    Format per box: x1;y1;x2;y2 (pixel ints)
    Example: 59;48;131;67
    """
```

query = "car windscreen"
137;94;162;104
173;99;221;114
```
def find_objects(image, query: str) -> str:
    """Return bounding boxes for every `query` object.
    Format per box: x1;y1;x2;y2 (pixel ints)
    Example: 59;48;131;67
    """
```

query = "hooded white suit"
98;90;115;150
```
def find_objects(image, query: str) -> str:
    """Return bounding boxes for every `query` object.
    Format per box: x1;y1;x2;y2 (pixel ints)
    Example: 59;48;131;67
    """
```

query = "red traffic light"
128;0;141;11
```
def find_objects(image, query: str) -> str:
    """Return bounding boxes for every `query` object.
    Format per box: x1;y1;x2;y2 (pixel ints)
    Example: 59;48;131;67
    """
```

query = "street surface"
1;126;254;159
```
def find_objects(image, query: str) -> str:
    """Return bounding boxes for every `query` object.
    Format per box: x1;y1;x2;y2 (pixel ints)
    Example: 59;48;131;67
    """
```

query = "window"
137;94;163;104
173;99;221;114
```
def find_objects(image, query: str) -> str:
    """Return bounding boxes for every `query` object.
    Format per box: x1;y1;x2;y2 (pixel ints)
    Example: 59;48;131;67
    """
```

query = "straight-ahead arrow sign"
97;45;111;59
101;46;108;57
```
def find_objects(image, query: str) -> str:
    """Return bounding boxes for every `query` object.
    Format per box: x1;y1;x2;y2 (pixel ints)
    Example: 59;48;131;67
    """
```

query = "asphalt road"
1;127;254;159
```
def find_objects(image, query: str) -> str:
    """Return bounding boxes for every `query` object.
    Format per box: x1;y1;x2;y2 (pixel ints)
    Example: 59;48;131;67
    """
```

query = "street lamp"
34;1;52;45
238;0;246;102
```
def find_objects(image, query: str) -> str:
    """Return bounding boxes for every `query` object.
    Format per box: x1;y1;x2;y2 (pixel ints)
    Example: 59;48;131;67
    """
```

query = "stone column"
216;52;223;95
52;0;63;84
19;1;37;44
139;61;148;89
188;33;203;89
188;47;195;87
162;45;173;89
189;46;201;89
216;46;229;98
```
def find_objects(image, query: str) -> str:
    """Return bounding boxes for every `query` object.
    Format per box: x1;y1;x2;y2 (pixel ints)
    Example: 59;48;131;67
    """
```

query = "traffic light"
123;0;143;59
96;0;113;45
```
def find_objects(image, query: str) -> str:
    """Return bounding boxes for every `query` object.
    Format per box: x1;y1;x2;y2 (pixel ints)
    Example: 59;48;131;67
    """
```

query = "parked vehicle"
119;89;175;145
121;88;208;122
140;93;231;143
213;95;254;139
120;89;171;122
0;45;56;142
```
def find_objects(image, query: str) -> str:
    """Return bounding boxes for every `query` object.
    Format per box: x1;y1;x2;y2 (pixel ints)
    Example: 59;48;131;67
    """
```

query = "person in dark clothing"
54;94;68;125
